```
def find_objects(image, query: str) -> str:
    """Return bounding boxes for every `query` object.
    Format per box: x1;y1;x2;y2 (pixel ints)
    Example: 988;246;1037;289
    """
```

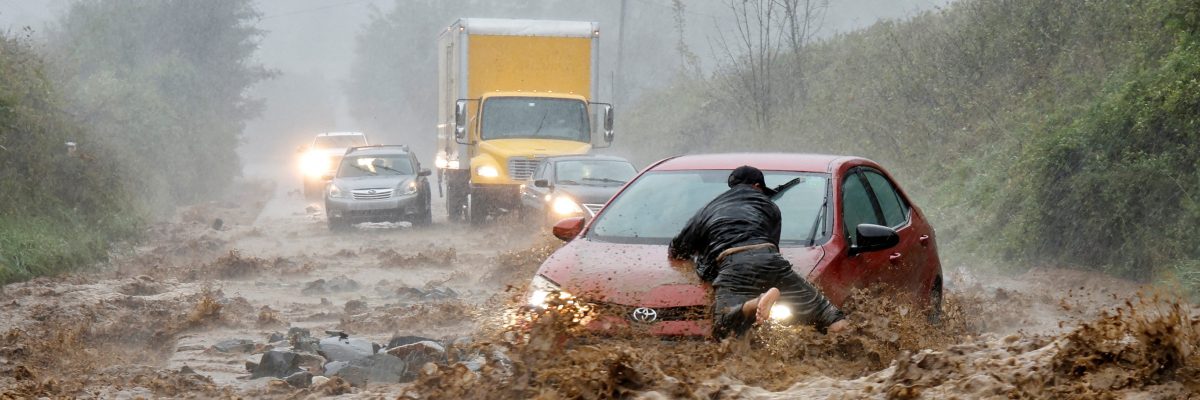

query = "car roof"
651;153;858;173
345;145;410;156
317;131;365;137
542;154;632;163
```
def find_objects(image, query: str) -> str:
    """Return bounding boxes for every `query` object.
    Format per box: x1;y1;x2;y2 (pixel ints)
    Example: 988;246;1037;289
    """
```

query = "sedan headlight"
769;304;793;321
476;165;499;178
527;275;567;308
328;183;345;198
551;195;584;216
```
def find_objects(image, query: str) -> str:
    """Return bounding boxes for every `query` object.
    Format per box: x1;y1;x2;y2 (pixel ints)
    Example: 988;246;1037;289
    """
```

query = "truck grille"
507;157;543;180
582;203;603;216
351;188;393;200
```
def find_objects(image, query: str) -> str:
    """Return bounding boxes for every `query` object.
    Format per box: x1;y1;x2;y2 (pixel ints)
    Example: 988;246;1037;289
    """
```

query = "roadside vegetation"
617;0;1200;293
0;0;269;284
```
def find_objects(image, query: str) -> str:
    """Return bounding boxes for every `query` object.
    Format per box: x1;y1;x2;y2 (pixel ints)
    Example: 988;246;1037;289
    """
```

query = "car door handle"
919;235;930;246
888;252;902;261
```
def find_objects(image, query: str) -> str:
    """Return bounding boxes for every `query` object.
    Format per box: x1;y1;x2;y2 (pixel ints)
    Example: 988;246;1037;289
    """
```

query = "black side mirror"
418;168;432;177
849;224;899;255
454;99;468;142
534;179;550;188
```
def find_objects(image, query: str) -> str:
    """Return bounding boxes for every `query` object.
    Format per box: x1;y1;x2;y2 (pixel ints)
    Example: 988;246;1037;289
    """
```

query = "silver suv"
324;145;432;230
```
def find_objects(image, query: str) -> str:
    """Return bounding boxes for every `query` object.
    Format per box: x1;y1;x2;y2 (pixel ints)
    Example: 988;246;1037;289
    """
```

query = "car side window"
863;170;908;228
841;170;881;246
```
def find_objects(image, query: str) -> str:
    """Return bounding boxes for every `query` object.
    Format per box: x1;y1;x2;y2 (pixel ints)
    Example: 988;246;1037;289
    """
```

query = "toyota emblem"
630;307;658;323
368;189;377;195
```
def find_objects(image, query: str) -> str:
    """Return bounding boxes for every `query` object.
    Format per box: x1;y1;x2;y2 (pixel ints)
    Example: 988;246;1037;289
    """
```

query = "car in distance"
324;145;432;230
526;153;942;336
299;132;369;197
519;155;637;224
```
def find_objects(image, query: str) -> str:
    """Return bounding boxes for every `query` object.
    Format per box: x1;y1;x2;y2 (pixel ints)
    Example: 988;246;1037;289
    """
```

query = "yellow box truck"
436;18;614;224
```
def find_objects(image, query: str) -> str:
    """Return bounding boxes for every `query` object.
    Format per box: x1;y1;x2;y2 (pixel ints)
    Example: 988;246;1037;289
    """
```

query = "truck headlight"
476;165;499;178
448;160;460;169
300;153;331;178
328;183;345;198
527;275;567;308
551;195;583;216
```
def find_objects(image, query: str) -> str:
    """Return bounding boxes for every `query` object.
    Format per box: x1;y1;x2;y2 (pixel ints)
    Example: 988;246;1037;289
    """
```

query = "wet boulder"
386;335;436;349
301;276;361;295
251;350;304;379
386;340;447;369
318;336;378;363
335;353;408;387
284;371;313;388
323;360;349;376
213;339;255;353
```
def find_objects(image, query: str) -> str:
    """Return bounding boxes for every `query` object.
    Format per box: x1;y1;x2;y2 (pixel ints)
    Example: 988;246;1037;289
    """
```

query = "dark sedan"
519;155;637;224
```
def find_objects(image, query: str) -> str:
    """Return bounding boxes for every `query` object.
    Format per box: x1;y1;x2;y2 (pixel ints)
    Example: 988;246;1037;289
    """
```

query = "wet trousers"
710;248;844;339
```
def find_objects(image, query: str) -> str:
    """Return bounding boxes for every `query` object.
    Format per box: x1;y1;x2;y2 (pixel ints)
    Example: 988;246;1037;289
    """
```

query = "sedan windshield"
314;135;367;148
481;97;589;142
337;155;413;177
589;170;829;245
556;160;636;186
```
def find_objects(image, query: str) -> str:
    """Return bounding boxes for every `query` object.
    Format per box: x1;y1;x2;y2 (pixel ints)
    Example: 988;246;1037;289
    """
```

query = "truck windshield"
480;97;589;142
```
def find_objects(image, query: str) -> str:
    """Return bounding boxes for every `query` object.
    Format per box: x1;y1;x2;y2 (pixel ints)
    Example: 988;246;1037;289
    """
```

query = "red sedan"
527;153;943;336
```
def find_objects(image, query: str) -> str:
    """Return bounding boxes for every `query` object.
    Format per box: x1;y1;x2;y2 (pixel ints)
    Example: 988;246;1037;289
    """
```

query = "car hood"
478;139;591;159
553;184;623;205
333;175;410;190
538;239;824;308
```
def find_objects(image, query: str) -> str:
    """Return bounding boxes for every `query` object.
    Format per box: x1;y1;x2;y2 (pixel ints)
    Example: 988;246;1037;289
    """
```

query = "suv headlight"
328;183;345;198
551;195;584;216
527;275;567;308
400;179;418;195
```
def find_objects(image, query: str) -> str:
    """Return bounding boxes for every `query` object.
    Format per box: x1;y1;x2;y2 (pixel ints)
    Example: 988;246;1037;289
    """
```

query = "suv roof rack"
344;144;411;155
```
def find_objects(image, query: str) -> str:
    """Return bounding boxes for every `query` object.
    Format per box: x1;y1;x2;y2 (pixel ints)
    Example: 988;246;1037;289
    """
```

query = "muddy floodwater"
0;174;1197;399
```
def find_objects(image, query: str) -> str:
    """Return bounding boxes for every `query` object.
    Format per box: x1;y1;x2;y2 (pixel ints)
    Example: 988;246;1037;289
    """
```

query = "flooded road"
0;167;1196;399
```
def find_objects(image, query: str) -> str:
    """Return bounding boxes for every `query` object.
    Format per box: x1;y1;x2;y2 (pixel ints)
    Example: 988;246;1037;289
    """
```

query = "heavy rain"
1;0;1198;398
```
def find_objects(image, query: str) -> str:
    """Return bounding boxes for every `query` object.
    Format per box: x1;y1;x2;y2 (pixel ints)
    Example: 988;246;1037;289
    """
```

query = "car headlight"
328;183;345;198
551;195;584;216
769;304;793;321
300;153;331;178
400;180;418;195
476;165;499;178
527;275;566;308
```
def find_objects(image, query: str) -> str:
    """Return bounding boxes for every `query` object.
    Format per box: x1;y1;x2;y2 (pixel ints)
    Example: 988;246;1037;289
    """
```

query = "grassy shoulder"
0;214;140;284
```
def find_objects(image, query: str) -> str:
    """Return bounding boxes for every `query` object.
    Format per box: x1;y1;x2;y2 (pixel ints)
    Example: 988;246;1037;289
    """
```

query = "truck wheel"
468;194;488;225
445;175;467;222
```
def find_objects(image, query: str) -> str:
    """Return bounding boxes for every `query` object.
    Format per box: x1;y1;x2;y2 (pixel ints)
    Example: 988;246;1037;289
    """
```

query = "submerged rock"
335;353;408;387
284;371;313;388
319;336;377;363
213;339;255;353
251;350;303;379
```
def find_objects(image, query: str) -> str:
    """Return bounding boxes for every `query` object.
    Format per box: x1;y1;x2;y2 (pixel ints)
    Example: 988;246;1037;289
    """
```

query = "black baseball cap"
727;165;776;196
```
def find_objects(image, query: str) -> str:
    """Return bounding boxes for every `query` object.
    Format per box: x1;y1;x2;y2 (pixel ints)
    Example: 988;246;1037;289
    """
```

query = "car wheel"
927;277;943;325
415;202;433;226
468;194;488;225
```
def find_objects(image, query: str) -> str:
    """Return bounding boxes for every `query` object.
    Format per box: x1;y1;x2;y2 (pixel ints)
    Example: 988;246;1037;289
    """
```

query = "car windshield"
555;160;636;186
480;97;589;142
588;170;829;246
314;135;367;148
337;155;412;177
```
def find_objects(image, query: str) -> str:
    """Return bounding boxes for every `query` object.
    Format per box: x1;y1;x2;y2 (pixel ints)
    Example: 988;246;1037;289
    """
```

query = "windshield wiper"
582;177;627;185
806;197;828;247
769;178;804;199
374;165;407;175
350;164;377;175
556;179;580;185
531;109;550;137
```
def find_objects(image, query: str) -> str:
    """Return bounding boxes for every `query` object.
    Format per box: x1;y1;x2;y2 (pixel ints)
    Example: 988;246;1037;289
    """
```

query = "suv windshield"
314;135;367;148
556;160;636;186
589;170;829;245
337;155;413;177
480;97;589;142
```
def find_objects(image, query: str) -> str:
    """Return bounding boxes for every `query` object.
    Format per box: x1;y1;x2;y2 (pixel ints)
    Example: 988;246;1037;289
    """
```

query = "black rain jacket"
668;184;781;281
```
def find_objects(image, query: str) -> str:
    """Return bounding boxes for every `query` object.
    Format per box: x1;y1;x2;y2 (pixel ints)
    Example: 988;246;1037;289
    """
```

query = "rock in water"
213;339;255;353
252;350;302;379
285;371;313;388
335;354;407;387
319;336;375;363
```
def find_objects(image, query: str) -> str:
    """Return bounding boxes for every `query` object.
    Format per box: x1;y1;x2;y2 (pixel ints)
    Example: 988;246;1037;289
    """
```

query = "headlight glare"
527;275;564;308
769;304;793;321
551;195;583;215
477;165;499;178
328;183;345;198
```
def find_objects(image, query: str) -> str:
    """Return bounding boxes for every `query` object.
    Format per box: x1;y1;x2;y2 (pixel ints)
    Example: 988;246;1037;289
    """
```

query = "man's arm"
669;211;706;260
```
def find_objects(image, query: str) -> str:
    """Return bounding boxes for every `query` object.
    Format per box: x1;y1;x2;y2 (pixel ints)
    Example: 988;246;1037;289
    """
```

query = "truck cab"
436;18;614;224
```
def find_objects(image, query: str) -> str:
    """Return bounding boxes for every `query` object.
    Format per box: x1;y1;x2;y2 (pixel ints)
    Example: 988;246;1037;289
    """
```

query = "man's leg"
770;266;846;333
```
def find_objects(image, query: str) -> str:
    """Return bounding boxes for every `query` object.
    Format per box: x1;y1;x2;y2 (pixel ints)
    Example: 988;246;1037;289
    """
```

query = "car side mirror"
602;104;614;142
454;99;468;142
418;168;432;177
552;217;585;242
534;179;551;188
849;224;899;255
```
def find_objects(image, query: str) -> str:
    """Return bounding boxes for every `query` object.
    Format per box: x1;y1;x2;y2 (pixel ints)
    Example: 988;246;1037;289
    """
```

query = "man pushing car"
669;165;850;338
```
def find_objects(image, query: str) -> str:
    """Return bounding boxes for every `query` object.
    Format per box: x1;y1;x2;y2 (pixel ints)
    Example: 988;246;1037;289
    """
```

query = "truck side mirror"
602;104;614;142
454;100;468;141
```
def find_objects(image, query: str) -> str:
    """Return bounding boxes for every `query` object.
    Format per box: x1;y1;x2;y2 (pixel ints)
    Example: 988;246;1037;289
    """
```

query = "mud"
0;176;1197;399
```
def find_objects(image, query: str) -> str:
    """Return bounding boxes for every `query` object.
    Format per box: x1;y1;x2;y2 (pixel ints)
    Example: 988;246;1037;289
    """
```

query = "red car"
527;153;943;336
